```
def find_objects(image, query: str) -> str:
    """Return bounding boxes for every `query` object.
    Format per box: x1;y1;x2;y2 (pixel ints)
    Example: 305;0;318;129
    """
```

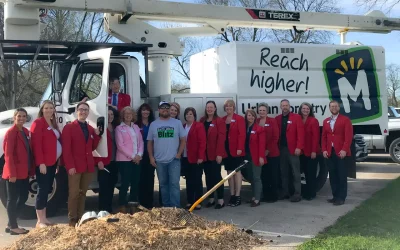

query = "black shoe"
227;195;236;206
251;200;260;207
185;204;192;210
5;227;10;233
9;228;29;235
327;198;336;203
232;196;241;207
215;203;225;209
290;195;302;202
194;205;202;210
278;194;290;200
333;200;345;206
206;201;215;208
265;199;278;203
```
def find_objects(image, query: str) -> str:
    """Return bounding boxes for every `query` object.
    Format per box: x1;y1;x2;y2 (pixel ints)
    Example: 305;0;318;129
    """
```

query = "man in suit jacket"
322;100;353;206
62;102;101;227
275;99;304;202
108;78;131;111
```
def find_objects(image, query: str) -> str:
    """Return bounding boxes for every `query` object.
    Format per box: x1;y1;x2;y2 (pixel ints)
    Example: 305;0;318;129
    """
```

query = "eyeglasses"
159;106;170;110
78;108;89;112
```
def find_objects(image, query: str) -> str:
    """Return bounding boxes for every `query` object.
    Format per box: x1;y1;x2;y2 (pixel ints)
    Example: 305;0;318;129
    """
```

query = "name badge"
251;131;256;134
47;127;52;130
264;124;270;127
231;119;236;122
27;136;30;140
287;121;292;124
210;124;215;127
91;135;94;139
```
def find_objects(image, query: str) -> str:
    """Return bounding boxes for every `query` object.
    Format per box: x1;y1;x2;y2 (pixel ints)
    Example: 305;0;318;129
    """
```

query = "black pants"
300;155;318;199
98;161;118;213
35;165;56;210
118;161;141;206
5;178;29;229
203;160;223;199
326;148;347;201
182;157;203;204
261;156;279;202
139;152;155;209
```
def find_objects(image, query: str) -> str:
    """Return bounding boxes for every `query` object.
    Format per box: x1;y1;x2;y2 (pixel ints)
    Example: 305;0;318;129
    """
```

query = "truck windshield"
40;82;52;106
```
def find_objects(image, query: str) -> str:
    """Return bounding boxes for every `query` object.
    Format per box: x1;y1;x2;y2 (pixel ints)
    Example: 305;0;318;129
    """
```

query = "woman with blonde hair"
116;106;144;213
170;102;181;120
31;100;62;228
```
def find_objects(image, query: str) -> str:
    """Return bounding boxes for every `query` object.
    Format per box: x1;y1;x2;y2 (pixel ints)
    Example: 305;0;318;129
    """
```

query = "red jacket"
303;117;320;157
222;113;245;157
322;114;353;157
184;121;206;164
257;117;280;157
276;113;305;155
61;120;101;173
108;91;131;111
200;117;226;161
247;123;267;166
31;117;60;167
2;125;35;179
94;129;112;166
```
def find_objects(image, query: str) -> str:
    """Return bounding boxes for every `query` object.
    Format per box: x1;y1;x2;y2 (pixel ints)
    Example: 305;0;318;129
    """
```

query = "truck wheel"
389;138;400;164
0;159;68;220
301;155;328;192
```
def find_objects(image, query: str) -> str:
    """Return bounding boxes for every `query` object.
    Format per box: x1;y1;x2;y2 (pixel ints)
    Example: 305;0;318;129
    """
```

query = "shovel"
177;160;249;226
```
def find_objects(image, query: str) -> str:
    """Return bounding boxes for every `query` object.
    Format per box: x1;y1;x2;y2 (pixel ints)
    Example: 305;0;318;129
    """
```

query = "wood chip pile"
3;208;266;250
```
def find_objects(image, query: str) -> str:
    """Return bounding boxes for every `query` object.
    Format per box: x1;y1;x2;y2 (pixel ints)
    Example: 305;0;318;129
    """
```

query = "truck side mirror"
53;92;62;107
52;62;62;92
96;116;105;136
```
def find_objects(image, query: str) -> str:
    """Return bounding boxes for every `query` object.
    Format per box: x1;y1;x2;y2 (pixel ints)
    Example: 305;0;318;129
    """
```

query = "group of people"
2;78;353;235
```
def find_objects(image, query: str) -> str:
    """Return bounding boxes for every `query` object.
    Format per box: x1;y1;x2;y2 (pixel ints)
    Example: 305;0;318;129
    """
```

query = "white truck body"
190;42;388;133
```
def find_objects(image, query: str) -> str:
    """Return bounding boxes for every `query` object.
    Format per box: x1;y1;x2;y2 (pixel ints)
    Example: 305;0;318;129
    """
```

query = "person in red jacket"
108;78;131;111
276;99;305;202
322;100;353;206
257;103;280;203
222;100;245;207
298;102;320;201
244;109;266;207
200;101;226;209
2;108;34;235
62;102;101;227
31;100;62;228
182;107;206;210
94;106;119;213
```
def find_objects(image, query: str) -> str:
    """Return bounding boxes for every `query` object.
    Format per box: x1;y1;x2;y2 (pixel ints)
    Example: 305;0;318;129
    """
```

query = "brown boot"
68;219;77;227
119;206;127;214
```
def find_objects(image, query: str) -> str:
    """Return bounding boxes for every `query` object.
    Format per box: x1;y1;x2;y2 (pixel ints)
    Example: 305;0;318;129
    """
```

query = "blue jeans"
156;158;181;208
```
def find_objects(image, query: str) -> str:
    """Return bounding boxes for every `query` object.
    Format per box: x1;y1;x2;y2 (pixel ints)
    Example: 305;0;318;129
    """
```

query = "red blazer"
94;129;112;166
322;114;353;157
257;117;280;157
222;113;245;157
61;120;101;173
108;91;131;111
2;125;35;179
200;117;226;161
303;117;320;157
184;121;206;164
247;123;267;166
31;117;60;167
276;113;305;155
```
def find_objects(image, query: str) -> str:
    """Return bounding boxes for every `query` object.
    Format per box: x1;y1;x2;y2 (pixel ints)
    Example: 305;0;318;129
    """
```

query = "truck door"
60;48;112;157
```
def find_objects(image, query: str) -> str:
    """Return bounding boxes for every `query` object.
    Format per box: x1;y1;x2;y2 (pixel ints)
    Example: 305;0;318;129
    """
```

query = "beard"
160;112;170;118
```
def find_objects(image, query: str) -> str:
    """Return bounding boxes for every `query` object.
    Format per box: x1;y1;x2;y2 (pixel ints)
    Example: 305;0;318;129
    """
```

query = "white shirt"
127;125;138;158
52;128;62;160
183;124;192;157
329;114;339;147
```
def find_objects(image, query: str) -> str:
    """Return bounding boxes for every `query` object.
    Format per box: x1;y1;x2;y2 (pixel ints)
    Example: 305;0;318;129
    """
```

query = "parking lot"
0;154;399;249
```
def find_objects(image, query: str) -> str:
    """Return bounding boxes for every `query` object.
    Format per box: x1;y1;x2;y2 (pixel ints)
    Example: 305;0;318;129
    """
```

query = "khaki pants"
68;172;94;221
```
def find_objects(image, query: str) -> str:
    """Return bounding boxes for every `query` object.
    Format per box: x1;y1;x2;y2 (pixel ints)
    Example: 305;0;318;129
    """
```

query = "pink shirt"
115;123;144;162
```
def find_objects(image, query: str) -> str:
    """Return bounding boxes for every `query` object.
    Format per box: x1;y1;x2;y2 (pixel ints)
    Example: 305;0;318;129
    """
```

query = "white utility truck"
0;0;396;218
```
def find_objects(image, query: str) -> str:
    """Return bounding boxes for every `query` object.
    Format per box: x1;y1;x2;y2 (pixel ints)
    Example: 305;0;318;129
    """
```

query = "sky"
136;0;400;83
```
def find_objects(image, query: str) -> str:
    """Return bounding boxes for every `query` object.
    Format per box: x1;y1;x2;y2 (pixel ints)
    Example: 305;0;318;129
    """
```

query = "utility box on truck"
190;42;388;135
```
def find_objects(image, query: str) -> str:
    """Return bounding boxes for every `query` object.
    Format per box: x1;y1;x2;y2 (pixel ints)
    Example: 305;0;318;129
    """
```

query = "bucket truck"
0;0;398;217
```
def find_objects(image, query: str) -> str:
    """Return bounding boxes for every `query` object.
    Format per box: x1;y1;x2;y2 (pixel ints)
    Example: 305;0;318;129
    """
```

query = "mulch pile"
3;208;266;250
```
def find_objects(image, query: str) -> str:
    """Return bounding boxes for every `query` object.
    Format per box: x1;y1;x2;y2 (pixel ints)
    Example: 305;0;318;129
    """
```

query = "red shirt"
276;113;305;155
31;117;60;167
247;123;267;166
2;125;35;179
222;113;245;157
303;116;320;157
257;117;280;157
108;91;131;111
94;129;113;166
200;117;227;161
322;114;353;157
184;121;206;164
61;120;101;173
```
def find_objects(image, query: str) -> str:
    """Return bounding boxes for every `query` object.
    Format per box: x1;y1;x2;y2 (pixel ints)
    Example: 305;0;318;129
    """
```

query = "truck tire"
0;157;68;220
389;137;400;164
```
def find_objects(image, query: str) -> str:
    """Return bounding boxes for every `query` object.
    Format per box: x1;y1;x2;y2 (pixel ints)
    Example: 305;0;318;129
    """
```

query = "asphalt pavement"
0;154;399;250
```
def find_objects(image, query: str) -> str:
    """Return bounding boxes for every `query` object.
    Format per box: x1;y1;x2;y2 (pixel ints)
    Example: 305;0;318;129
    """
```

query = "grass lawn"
299;177;400;250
